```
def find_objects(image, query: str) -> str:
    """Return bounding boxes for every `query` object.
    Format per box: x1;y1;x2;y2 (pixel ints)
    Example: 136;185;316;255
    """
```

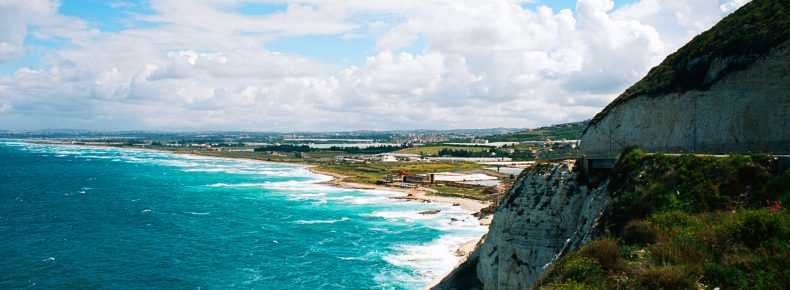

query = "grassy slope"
537;149;790;289
588;0;790;129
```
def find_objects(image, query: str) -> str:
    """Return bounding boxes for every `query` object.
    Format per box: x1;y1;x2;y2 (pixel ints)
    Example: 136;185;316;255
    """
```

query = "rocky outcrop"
433;161;610;289
581;40;790;158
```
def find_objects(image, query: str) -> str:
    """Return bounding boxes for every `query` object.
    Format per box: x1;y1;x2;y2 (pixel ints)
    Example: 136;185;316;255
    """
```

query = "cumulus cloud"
0;0;56;62
0;0;750;130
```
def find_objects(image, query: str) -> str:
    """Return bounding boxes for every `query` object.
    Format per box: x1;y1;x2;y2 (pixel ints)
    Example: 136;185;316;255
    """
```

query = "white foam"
208;182;270;188
293;217;349;224
365;210;437;222
336;196;390;205
381;235;479;286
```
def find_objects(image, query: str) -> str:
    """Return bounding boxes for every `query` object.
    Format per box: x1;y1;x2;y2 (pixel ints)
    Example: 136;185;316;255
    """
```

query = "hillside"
537;150;789;289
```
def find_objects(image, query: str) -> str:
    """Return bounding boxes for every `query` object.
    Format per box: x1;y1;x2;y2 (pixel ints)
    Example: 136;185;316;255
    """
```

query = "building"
380;154;398;162
403;174;430;183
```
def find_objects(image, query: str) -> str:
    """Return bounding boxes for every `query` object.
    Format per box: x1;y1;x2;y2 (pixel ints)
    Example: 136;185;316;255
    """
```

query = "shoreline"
307;166;492;217
27;140;493;219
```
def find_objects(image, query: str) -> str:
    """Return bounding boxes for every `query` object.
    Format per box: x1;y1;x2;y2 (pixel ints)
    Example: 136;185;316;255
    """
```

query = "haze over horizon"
0;0;749;131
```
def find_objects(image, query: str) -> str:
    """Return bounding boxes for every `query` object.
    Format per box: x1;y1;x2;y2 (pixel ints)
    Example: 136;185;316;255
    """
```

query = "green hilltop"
588;0;790;128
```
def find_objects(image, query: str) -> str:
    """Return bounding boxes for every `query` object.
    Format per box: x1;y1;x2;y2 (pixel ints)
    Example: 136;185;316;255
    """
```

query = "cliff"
433;0;789;289
432;161;610;289
580;0;790;158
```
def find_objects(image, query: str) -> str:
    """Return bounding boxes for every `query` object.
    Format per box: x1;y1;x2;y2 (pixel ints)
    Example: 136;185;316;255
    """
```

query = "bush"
560;256;603;283
606;149;783;232
649;211;703;232
636;266;695;289
580;239;622;273
728;209;790;249
622;220;659;245
539;254;607;288
646;240;707;270
541;281;597;290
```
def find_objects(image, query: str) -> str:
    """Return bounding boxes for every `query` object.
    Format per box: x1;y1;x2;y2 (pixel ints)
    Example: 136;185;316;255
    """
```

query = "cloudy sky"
0;0;749;131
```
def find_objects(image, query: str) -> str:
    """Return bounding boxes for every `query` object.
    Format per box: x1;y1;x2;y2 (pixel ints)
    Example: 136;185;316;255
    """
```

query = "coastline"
307;166;492;217
28;140;493;220
306;164;490;290
22;140;492;287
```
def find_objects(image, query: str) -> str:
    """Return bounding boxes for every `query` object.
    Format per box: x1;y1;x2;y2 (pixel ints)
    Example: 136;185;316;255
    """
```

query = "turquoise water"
0;140;485;289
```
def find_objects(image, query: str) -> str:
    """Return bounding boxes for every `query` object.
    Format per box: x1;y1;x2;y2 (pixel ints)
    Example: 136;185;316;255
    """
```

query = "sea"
0;140;486;289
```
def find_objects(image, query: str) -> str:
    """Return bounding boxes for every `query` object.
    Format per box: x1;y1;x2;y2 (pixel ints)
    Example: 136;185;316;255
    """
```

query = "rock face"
433;161;610;290
581;41;790;158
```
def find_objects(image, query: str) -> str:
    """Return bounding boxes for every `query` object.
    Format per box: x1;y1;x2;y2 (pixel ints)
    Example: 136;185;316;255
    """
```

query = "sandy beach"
307;166;493;222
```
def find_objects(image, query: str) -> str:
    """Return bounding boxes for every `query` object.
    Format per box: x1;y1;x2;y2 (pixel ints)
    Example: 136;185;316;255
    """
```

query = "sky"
0;0;750;131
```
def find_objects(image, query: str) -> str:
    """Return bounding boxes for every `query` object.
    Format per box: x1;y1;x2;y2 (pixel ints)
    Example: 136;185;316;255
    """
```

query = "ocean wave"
208;182;269;188
380;235;479;286
293;217;349;224
364;210;440;222
337;196;392;205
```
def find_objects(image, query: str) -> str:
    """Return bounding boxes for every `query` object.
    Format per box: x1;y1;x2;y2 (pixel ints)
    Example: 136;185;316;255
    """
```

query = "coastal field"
394;146;490;155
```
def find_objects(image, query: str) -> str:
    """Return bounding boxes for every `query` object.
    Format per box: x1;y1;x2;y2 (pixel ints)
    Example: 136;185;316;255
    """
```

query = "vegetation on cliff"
537;150;790;289
588;0;790;129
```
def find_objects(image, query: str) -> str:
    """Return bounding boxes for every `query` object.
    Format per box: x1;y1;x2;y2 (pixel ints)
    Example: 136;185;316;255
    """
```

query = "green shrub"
540;281;598;290
764;169;790;208
579;239;622;273
646;240;707;270
649;211;703;232
622;220;659;245
636;266;695;289
703;262;749;289
607;149;783;232
727;209;790;249
560;256;604;283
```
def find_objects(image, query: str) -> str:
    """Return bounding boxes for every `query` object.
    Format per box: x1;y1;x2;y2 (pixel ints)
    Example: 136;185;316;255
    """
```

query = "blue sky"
0;0;748;130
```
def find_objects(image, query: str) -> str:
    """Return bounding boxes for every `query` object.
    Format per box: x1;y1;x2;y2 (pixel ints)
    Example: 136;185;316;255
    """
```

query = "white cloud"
0;99;11;113
0;0;751;130
0;0;57;62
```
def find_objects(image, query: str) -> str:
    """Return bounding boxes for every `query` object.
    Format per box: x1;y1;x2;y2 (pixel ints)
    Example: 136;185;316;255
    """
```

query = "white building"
380;154;398;162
